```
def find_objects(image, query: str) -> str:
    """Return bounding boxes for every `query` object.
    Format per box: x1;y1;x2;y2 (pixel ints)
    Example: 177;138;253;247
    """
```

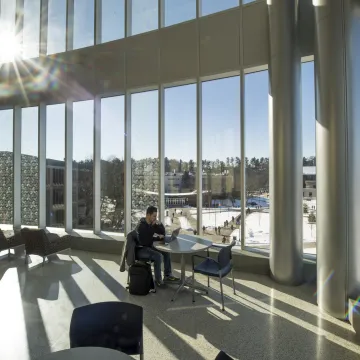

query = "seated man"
136;206;179;287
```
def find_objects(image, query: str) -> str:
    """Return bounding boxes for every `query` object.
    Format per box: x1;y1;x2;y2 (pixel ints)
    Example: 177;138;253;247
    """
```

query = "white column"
240;0;245;249
38;103;47;228
93;96;101;234
15;0;24;58
268;0;303;285
313;0;360;318
95;0;102;44
65;100;73;232
158;86;165;224
39;0;49;56
159;0;165;28
66;0;74;51
196;0;202;235
13;106;22;230
125;0;132;37
124;92;131;234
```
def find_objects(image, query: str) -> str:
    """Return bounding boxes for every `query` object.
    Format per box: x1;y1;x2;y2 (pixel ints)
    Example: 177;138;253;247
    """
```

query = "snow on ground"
193;211;241;228
178;216;193;231
229;212;316;244
164;216;172;227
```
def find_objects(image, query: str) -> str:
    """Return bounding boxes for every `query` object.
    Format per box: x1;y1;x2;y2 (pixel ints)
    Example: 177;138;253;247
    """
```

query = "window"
74;0;94;49
46;104;65;228
131;91;158;229
202;77;240;244
130;0;158;36
47;0;66;54
73;101;94;230
23;0;41;59
302;61;316;255
101;96;125;233
21;107;39;226
164;0;196;27
0;110;14;225
245;71;269;249
201;0;239;17
101;0;125;43
164;84;197;235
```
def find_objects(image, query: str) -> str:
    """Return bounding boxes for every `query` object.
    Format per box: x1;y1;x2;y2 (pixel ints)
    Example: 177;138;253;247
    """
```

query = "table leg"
171;254;208;302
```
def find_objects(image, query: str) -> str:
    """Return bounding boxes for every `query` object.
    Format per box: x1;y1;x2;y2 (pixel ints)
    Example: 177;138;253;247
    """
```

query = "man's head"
146;206;158;224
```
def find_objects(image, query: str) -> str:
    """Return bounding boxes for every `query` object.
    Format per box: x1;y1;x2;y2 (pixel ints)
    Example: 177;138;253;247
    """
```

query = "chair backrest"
70;301;143;356
217;240;236;269
215;350;234;360
21;228;48;252
0;229;8;249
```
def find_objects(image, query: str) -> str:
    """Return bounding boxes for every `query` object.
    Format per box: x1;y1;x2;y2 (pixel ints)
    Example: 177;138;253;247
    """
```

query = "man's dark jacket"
136;218;165;247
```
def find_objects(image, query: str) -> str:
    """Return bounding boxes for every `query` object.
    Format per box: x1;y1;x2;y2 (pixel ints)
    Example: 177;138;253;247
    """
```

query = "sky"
0;0;316;163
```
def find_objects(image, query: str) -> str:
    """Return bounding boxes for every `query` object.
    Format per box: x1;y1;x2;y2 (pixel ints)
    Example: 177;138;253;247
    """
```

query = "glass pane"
0;1;16;33
245;71;269;249
164;0;196;27
47;0;67;54
202;77;240;244
302;61;316;255
102;0;125;43
201;0;239;17
46;104;65;228
101;96;125;233
0;110;14;225
74;0;94;49
131;0;158;36
73;101;94;230
131;91;158;229
164;84;197;235
21;107;39;226
243;0;256;4
23;0;41;59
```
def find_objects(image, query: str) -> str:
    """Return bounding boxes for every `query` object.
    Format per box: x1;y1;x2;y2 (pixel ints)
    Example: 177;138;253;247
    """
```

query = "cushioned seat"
192;240;236;311
194;259;232;278
0;229;25;258
21;228;71;266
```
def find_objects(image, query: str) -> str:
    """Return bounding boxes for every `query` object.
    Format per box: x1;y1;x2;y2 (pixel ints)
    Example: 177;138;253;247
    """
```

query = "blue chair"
192;240;236;311
69;301;144;359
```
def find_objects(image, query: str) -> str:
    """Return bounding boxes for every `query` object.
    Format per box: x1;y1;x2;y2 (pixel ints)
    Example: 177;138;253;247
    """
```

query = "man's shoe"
164;275;180;282
155;280;166;288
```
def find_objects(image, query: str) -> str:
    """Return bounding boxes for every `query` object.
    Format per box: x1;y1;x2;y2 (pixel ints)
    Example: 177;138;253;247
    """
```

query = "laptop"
164;227;181;244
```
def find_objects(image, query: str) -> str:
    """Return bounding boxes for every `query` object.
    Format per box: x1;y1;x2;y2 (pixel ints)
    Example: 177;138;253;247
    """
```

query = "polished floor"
0;249;359;360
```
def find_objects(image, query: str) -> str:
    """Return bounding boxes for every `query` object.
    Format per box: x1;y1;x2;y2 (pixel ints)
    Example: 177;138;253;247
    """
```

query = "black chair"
123;231;156;290
70;301;144;359
215;350;234;360
192;240;236;311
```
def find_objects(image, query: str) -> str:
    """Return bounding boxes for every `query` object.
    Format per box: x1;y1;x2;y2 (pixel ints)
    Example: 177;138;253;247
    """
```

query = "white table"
154;234;212;301
38;347;132;360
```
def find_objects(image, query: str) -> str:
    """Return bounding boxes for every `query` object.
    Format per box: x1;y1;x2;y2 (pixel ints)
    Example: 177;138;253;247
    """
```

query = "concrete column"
268;0;303;285
314;0;360;318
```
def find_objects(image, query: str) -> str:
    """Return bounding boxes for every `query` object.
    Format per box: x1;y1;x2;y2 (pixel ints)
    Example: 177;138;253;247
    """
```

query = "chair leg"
140;353;144;360
42;257;46;267
231;269;236;295
207;275;210;288
192;269;195;303
219;277;225;311
8;248;10;258
127;271;130;285
24;254;28;264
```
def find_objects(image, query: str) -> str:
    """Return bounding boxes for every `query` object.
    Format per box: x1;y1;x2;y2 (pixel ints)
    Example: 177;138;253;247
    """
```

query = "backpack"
128;262;155;295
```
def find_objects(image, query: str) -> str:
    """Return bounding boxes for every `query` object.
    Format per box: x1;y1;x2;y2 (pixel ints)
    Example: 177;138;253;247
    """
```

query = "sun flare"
0;30;22;64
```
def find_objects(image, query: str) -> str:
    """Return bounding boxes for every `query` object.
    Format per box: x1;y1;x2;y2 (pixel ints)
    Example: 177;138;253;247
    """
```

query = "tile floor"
0;248;359;360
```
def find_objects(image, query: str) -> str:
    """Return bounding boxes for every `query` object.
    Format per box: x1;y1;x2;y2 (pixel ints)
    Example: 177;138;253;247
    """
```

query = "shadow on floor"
79;251;360;360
